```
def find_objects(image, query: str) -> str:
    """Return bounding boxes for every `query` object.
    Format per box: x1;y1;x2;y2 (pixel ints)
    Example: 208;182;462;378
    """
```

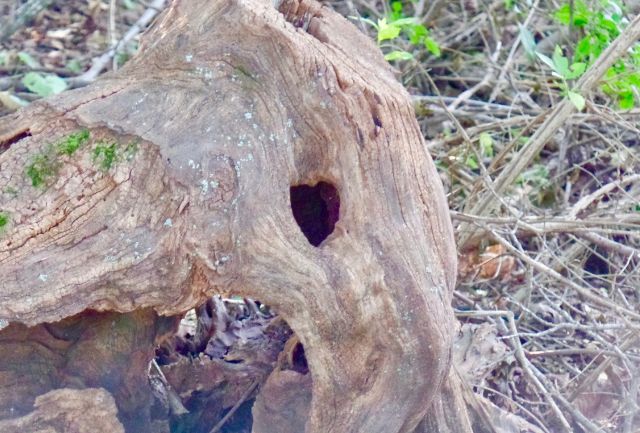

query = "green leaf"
554;1;590;27
552;46;570;77
597;16;619;37
377;18;401;42
389;17;418;27
575;37;594;62
618;91;634;110
22;72;67;97
66;59;83;74
465;155;479;170
17;52;40;68
351;16;378;30
384;50;414;61
518;164;550;187
479;133;494;157
519;25;537;59
554;4;572;25
424;37;441;57
390;1;403;20
567;90;585;111
565;62;586;80
535;51;556;72
408;23;428;45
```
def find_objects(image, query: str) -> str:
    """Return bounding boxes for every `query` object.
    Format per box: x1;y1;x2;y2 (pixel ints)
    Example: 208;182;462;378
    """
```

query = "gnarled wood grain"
0;0;458;432
0;388;125;433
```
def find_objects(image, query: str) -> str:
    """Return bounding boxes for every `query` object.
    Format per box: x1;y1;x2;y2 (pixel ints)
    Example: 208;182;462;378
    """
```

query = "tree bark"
0;388;125;433
0;0;461;432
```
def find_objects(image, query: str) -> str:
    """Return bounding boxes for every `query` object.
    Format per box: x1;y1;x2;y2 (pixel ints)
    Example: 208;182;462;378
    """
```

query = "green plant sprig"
551;0;639;109
351;1;441;62
536;45;587;111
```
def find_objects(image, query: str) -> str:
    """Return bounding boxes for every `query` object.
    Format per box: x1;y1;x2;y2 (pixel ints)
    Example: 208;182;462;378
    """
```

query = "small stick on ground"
75;0;167;84
209;380;259;433
457;12;640;248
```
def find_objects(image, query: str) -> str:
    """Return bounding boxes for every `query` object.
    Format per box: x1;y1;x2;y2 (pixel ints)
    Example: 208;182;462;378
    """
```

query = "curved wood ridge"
0;0;457;432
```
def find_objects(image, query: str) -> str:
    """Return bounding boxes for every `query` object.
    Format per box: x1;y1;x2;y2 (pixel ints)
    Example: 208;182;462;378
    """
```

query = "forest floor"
1;0;639;432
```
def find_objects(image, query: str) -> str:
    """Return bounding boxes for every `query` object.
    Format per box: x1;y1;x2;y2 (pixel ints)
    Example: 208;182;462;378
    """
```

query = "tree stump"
0;0;462;432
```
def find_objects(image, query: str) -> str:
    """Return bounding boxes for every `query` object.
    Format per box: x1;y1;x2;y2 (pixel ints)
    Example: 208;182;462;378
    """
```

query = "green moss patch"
56;129;90;156
0;213;9;230
92;141;118;170
92;139;139;171
3;187;18;197
26;147;59;187
25;129;91;187
124;141;138;160
24;130;138;187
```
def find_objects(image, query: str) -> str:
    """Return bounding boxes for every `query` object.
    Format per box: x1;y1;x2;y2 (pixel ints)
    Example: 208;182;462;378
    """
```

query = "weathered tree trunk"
0;0;466;432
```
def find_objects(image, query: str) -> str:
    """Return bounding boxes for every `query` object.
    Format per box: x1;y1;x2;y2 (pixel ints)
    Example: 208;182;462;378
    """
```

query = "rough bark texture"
0;388;125;433
0;309;177;432
0;0;461;432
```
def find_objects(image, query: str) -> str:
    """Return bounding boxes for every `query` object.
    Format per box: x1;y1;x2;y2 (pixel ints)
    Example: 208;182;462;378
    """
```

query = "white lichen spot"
269;133;275;142
247;153;254;161
210;180;219;188
188;159;197;169
215;255;231;267
185;54;194;63
252;123;258;129
286;119;293;128
164;218;173;227
0;319;8;331
244;112;253;120
38;274;48;282
200;179;209;194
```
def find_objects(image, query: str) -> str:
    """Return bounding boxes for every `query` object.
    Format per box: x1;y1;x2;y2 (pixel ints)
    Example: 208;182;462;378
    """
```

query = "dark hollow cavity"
290;181;340;247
